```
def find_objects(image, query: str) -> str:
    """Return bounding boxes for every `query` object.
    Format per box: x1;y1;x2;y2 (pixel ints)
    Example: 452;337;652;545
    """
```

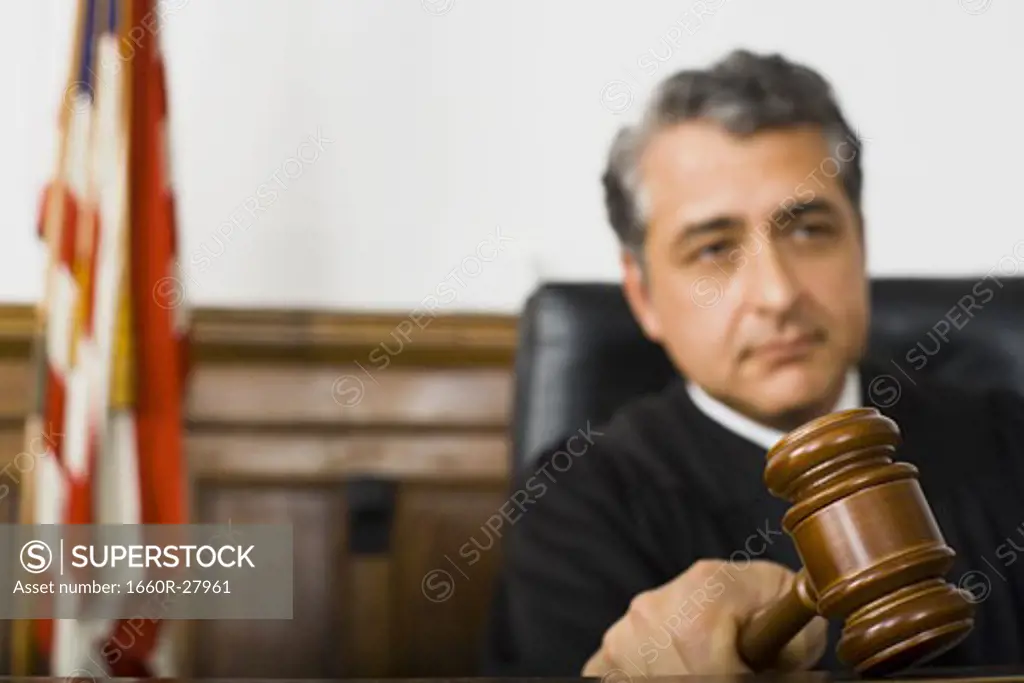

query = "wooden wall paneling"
187;482;347;679
389;479;510;677
188;365;512;429
0;351;38;677
0;304;519;679
0;439;20;678
187;431;508;484
343;553;393;677
339;477;397;678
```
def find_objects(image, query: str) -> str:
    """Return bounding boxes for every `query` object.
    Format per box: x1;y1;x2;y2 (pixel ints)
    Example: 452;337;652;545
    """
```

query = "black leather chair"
510;278;1024;471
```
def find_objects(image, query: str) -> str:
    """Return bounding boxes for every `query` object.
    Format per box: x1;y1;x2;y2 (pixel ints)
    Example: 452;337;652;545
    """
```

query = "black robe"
480;363;1024;675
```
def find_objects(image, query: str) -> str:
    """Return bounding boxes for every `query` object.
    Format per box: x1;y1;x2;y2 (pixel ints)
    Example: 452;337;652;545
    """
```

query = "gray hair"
602;49;864;256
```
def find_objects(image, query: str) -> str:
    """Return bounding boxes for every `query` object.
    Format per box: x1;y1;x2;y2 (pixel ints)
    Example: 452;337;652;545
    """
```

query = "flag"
16;0;190;677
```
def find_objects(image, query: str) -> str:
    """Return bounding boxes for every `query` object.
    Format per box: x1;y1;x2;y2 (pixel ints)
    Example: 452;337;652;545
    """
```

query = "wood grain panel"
0;455;19;677
189;433;508;483
0;360;30;420
188;308;516;366
0;304;518;367
343;556;393;678
187;366;511;428
0;432;31;478
390;481;510;677
189;484;346;679
0;303;520;679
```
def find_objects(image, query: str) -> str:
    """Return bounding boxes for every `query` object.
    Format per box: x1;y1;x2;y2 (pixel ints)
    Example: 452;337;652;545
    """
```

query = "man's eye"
696;240;732;260
791;223;835;239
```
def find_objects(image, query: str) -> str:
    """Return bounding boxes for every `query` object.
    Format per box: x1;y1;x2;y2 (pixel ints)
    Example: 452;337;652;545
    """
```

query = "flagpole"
12;0;89;676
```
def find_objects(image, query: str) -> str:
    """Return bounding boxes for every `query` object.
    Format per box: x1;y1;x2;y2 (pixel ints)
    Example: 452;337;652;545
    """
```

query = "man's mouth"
751;330;824;363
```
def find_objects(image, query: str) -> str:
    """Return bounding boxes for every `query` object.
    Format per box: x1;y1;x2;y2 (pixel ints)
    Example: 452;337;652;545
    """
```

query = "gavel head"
765;407;975;677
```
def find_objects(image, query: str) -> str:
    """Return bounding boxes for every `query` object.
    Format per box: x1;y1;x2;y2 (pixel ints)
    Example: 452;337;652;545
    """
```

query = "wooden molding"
188;432;509;483
0;303;519;366
0;304;35;357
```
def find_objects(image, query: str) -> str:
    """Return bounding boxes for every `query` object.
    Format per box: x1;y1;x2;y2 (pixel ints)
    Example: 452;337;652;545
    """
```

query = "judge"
481;49;1024;676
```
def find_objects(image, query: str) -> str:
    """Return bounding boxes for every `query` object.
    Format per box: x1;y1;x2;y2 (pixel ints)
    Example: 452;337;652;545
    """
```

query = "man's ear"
620;248;663;342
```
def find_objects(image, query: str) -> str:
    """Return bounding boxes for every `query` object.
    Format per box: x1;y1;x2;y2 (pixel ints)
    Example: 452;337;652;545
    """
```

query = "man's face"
621;120;869;428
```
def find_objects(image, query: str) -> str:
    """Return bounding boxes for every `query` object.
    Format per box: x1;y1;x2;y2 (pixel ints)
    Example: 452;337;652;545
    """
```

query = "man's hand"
582;559;827;678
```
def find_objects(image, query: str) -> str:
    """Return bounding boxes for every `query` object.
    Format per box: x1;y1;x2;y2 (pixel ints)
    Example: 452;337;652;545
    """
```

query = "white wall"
3;0;1021;313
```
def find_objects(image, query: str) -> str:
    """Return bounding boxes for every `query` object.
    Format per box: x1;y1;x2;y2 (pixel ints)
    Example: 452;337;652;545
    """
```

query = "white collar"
686;369;861;450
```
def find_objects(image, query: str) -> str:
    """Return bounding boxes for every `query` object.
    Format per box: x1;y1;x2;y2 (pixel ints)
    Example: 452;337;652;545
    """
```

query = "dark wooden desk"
6;670;1024;683
588;669;1024;683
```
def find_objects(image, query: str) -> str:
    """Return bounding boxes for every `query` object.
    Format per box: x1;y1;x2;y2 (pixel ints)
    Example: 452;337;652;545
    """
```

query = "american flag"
14;0;190;677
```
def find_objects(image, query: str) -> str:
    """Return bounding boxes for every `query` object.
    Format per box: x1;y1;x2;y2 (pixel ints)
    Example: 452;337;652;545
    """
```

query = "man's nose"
746;245;800;314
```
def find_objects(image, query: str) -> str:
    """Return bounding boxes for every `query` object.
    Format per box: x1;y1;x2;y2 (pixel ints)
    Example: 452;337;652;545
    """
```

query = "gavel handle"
737;569;820;671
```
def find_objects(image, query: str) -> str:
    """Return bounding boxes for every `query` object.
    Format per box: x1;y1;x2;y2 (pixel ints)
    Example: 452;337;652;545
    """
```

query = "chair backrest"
510;278;1024;471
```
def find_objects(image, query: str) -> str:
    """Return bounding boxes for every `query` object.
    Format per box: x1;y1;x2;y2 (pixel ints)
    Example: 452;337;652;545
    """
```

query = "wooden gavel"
735;407;975;677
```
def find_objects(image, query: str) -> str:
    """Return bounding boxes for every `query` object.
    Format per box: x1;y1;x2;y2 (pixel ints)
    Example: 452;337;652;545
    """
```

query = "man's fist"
582;559;827;678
